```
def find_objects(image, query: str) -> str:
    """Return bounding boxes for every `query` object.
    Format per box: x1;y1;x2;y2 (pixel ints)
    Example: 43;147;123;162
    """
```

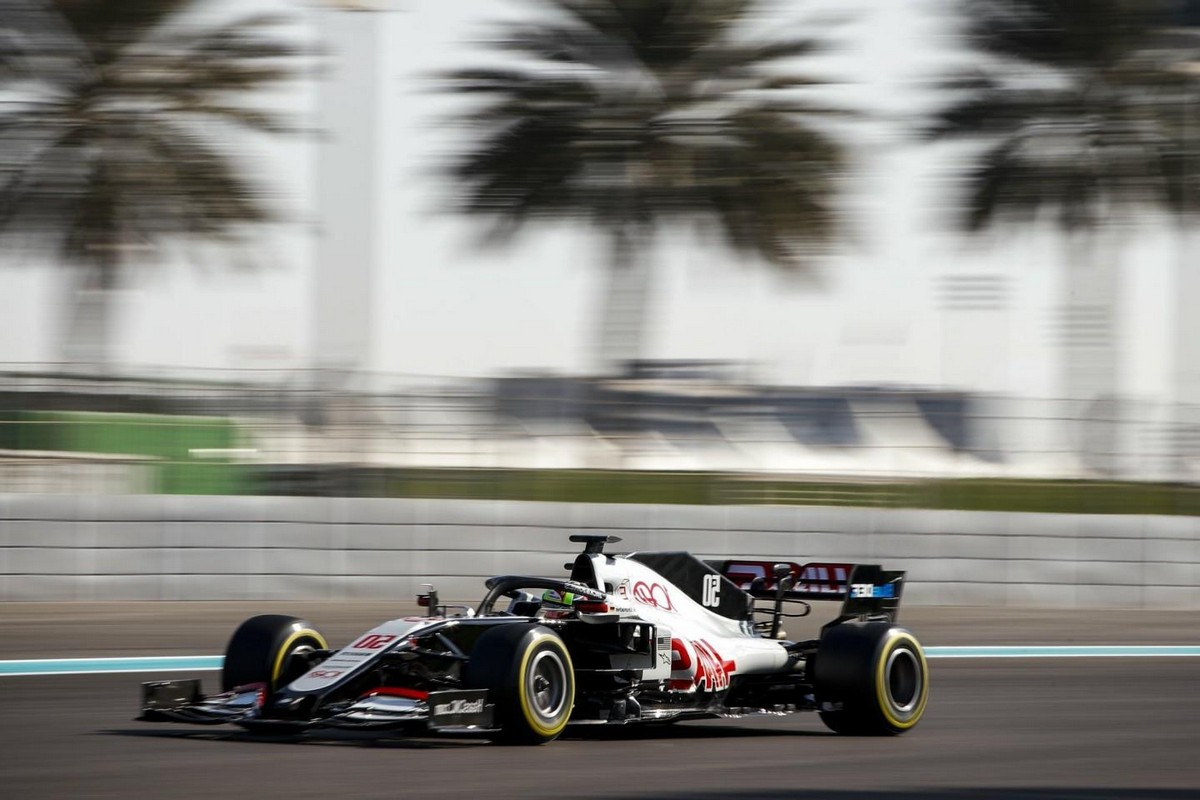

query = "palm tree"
0;0;306;367
439;0;849;373
928;0;1193;475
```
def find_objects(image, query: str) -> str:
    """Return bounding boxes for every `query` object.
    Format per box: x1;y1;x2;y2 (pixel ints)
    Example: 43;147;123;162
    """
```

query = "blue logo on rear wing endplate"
850;583;895;599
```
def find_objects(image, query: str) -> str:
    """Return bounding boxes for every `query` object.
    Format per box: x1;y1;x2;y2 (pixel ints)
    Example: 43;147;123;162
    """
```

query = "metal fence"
0;365;1196;495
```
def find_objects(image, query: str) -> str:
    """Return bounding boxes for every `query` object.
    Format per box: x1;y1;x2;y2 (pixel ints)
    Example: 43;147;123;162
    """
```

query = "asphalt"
1;604;1199;799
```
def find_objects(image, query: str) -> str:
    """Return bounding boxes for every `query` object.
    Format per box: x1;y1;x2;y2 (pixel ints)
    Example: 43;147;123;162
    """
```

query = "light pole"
311;1;396;389
307;1;396;486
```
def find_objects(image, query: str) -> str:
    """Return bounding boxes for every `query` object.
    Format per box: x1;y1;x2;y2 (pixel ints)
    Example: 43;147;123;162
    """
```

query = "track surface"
2;605;1199;799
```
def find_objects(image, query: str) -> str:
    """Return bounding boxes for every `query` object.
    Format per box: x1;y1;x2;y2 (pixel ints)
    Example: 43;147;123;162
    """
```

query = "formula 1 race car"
139;536;928;743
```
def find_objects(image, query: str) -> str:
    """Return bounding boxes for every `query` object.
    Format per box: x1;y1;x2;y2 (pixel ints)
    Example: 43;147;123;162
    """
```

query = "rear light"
576;601;609;614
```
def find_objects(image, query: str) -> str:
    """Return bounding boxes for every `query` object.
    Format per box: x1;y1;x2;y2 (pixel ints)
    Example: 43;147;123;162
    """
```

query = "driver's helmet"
540;588;579;610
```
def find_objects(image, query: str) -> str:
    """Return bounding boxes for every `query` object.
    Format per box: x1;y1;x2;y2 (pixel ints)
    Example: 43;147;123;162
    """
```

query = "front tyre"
814;622;928;735
222;614;328;693
464;624;574;745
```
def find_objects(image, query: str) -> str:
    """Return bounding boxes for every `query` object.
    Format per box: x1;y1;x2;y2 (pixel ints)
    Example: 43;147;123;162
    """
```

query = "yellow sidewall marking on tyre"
875;631;929;730
271;628;327;687
517;634;574;737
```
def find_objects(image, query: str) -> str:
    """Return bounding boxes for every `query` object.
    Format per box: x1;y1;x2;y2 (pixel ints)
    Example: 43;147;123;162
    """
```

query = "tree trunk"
594;227;653;376
1060;229;1121;477
1172;217;1200;481
59;252;118;371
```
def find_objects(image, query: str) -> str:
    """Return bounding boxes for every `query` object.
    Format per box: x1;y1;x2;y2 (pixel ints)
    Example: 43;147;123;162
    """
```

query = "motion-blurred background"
2;0;1199;512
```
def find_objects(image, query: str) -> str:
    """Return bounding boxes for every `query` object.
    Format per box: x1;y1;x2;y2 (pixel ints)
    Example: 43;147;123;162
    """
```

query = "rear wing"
704;559;905;622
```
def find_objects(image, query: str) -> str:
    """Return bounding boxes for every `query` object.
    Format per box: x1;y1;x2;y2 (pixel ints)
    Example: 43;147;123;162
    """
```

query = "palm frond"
686;37;822;81
153;12;291;52
159;99;307;135
157;15;308;78
682;107;842;263
51;0;196;58
960;0;1171;71
487;20;637;72
549;0;763;75
113;119;274;242
132;59;299;98
927;86;1075;139
934;0;1192;233
450;112;586;236
0;125;96;259
442;0;850;266
438;67;556;95
0;0;303;273
0;24;25;79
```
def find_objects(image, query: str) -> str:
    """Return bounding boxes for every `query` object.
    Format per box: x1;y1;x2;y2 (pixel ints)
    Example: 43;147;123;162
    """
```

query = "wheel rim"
885;646;921;714
276;642;317;687
526;649;567;722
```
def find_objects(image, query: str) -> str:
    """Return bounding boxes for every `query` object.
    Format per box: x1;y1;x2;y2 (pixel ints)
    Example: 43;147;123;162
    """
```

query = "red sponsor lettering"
351;634;398;650
632;581;674;611
692;639;735;692
797;563;851;594
668;638;694;690
667;637;734;692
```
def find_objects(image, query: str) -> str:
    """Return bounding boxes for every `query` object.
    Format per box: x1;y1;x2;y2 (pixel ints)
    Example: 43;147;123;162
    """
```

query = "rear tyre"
814;622;928;736
222;614;328;693
464;624;574;745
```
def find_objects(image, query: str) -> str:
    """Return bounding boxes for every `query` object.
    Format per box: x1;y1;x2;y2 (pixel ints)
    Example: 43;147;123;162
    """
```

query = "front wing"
138;679;494;733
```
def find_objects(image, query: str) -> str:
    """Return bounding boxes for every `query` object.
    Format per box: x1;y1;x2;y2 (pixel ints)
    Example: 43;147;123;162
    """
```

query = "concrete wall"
1;495;1197;607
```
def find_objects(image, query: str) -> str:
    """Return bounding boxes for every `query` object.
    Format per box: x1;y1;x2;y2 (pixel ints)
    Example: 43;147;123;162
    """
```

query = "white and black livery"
139;535;929;743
